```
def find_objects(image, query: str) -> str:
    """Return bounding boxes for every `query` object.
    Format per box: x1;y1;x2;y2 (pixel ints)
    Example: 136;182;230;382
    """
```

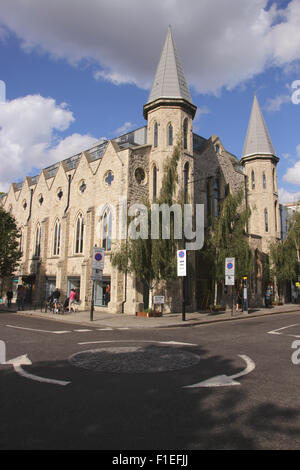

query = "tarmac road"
1;311;300;450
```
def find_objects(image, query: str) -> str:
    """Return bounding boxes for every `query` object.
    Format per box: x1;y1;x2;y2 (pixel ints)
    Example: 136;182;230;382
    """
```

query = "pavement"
0;302;299;328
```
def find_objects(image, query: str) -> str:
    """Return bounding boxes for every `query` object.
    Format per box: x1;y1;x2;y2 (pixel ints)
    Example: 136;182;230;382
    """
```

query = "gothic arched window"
102;210;112;251
154;122;158;148
53;219;61;256
183;118;188;149
35;224;42;257
184;162;189;202
75;213;84;254
263;172;267;189
168;123;173;146
264;208;269;233
251;170;255;190
213;179;220;217
153;165;157;202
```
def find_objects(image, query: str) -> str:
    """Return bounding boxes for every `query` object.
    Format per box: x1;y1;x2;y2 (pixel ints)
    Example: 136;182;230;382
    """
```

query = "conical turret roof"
242;95;276;159
147;26;194;105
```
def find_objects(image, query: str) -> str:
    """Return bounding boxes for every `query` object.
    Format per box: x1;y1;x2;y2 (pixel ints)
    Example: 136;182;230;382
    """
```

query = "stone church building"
1;27;280;313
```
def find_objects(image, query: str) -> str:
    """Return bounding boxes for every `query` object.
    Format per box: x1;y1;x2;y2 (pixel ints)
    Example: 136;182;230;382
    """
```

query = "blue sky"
1;0;300;202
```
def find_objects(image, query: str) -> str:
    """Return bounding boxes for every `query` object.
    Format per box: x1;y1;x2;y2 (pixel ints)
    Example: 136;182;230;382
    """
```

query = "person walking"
6;289;13;307
16;285;25;311
52;288;61;313
235;283;242;312
265;285;272;308
69;289;77;312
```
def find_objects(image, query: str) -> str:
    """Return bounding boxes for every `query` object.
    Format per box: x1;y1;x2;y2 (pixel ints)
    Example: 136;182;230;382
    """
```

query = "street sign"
225;258;235;276
177;250;186;276
153;296;165;304
225;275;235;286
91;268;103;281
92;247;105;270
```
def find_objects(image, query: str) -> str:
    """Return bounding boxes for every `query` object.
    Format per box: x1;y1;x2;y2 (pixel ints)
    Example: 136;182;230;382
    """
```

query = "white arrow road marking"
268;323;300;338
184;355;255;388
5;355;71;386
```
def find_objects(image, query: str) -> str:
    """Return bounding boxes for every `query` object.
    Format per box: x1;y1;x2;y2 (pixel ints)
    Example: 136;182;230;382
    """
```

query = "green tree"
201;188;253;303
0;206;22;296
111;139;183;309
269;205;300;297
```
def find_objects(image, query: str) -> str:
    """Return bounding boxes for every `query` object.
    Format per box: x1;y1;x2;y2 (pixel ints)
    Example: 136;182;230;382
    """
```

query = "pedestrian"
265;285;272;308
69;289;77;312
235;284;242;312
6;289;13;307
52;288;60;313
105;284;111;305
16;284;25;311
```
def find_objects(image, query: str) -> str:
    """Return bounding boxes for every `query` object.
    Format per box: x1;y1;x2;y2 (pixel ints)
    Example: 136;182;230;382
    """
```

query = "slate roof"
147;25;194;105
242;94;276;159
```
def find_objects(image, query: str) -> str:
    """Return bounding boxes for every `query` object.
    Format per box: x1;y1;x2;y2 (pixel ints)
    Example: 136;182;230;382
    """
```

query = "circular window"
57;188;63;200
135;167;146;185
104;170;114;187
79;180;87;194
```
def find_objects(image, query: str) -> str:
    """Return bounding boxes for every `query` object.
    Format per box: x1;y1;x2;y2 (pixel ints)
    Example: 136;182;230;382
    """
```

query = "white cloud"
1;1;300;94
283;144;300;185
114;121;136;136
264;93;291;112
0;95;97;192
279;187;300;203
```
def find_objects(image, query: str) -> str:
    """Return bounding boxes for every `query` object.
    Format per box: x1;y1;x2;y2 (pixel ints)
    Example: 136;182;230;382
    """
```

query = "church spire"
144;26;196;119
242;94;277;160
147;25;194;105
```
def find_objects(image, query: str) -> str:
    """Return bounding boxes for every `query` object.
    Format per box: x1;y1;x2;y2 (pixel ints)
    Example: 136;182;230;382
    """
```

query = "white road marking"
73;329;92;332
5;324;70;334
184;355;255;388
268;323;300;338
97;328;113;331
78;339;198;346
5;354;71;386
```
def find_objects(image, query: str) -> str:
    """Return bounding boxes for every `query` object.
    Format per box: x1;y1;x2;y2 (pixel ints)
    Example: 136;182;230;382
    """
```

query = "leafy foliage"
201;188;253;281
269;206;300;282
0;206;22;292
